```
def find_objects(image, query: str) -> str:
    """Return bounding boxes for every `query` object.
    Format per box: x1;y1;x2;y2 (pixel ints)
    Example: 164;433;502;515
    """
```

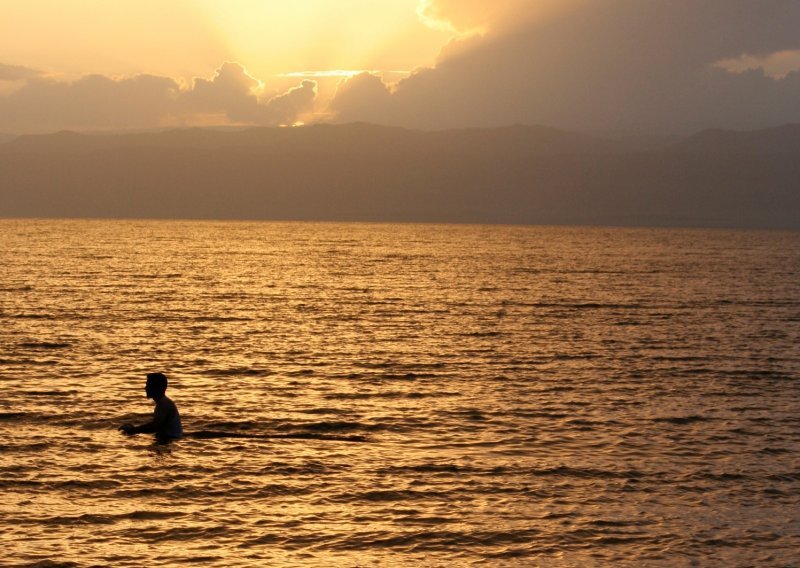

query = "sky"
2;0;800;135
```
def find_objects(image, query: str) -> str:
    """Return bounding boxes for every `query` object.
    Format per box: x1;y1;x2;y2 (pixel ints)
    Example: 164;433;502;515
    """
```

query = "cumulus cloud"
181;61;262;122
330;73;393;124
331;0;800;133
417;0;586;35
0;73;181;133
0;62;317;133
0;63;43;82
716;50;800;80
262;80;317;125
417;0;498;33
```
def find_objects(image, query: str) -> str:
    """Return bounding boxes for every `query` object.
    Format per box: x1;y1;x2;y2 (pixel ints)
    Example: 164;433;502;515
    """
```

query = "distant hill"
0;132;16;144
1;123;798;229
7;123;607;154
674;124;800;154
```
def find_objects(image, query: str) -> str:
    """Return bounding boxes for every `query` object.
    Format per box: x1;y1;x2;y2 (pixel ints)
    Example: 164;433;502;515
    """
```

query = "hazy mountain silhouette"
673;124;800;154
1;123;798;228
0;132;15;144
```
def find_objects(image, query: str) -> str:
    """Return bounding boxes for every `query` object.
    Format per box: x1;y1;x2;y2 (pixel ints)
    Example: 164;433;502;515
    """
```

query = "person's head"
145;372;168;399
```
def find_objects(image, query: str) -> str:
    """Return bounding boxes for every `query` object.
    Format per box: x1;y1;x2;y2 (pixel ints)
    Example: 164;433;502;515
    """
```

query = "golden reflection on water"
0;220;799;566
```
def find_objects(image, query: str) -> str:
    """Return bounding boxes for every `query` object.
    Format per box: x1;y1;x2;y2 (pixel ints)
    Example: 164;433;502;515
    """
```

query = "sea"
1;219;798;567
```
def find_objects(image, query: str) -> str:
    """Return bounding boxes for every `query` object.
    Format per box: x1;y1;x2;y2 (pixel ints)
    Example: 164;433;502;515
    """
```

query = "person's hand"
118;424;135;435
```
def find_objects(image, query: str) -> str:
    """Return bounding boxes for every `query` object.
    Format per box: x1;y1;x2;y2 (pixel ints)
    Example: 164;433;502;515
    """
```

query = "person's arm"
119;421;155;434
119;401;168;435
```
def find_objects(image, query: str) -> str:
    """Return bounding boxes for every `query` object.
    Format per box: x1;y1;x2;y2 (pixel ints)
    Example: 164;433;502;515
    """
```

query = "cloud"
0;62;317;133
262;80;317;125
4;3;800;135
331;1;800;133
417;0;586;35
0;73;181;133
330;73;393;124
181;62;317;125
417;0;498;33
0;63;43;82
716;50;800;79
181;61;262;122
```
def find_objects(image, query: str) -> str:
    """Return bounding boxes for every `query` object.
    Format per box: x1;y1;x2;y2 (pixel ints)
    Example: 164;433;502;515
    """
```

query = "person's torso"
155;396;183;439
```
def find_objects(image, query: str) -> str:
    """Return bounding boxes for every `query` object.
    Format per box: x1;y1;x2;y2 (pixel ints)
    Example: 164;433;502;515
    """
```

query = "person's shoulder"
157;395;177;408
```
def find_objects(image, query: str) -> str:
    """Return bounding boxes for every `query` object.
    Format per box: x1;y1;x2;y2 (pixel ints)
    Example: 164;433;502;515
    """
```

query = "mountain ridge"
1;123;798;229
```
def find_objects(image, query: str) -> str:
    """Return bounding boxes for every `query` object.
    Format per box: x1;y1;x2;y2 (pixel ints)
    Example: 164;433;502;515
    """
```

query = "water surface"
1;220;798;566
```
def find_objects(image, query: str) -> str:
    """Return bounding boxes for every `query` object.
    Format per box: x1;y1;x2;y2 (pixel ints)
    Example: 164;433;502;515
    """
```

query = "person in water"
119;372;183;441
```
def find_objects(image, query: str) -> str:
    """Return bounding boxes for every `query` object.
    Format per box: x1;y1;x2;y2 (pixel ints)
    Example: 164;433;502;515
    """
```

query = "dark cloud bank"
1;123;798;229
333;0;800;134
0;62;316;134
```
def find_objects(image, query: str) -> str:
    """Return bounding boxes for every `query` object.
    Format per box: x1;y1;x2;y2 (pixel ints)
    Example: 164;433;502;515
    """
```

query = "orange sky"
1;1;800;134
0;1;449;82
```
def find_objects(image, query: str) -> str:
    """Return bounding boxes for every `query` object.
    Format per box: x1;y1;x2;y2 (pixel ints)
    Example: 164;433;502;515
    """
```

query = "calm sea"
1;219;798;567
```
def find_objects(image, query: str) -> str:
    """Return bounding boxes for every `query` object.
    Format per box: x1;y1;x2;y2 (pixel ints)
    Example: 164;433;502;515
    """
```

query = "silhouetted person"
119;372;183;441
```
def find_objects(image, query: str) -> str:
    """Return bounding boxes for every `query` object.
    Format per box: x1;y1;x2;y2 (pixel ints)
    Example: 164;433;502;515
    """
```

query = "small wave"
767;471;800;481
347;369;446;381
132;273;183;279
192;316;253;322
0;478;121;490
510;411;569;420
137;525;231;541
323;390;457;401
23;390;76;397
651;355;710;362
680;367;720;376
586;519;651;528
299;407;348;415
53;479;122;490
0;442;51;452
406;390;459;399
357;361;446;370
0;412;28;420
652;415;712;425
379;373;421;380
553;353;600;360
199;367;271;377
458;409;488;421
257;461;351;476
19;342;71;349
287;369;315;376
759;447;791;455
461;331;503;337
128;510;187;520
295;420;366;433
200;419;259;430
378;463;463;474
40;513;116;526
0;285;33;292
690;471;750;482
522;302;642;310
0;358;60;366
739;370;795;381
16;561;81;568
567;418;623;428
321;527;542;551
188;430;368;442
537;385;575;393
527;465;646;480
355;489;449;502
